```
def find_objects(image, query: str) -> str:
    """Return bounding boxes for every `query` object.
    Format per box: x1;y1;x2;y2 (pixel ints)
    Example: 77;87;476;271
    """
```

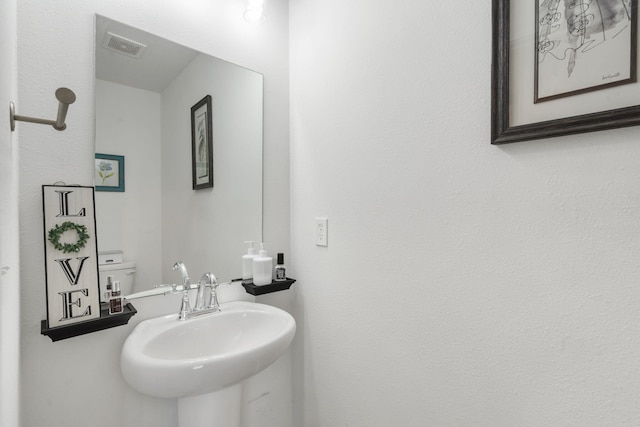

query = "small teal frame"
95;153;125;192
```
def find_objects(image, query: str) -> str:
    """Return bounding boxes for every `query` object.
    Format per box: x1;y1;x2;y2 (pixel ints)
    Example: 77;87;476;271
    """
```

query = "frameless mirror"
94;15;263;291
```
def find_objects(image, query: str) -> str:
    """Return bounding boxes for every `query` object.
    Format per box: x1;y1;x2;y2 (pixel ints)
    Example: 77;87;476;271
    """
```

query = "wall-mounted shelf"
41;302;137;342
242;278;296;296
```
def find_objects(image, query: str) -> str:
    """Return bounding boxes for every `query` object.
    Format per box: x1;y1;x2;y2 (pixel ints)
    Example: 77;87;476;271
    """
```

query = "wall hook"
10;87;76;132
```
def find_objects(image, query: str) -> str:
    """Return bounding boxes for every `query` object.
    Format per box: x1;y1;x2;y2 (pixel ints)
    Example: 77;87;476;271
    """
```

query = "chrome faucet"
171;262;222;320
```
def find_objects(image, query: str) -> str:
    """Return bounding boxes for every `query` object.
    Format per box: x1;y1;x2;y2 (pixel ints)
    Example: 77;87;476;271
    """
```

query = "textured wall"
290;0;640;425
0;0;19;425
18;1;290;426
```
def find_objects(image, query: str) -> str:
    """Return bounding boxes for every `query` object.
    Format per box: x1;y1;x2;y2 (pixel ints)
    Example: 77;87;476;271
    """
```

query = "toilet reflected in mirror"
94;16;263;291
98;260;136;302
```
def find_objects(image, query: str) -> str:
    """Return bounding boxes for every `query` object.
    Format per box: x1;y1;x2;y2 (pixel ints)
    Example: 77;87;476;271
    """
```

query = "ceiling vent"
103;32;147;59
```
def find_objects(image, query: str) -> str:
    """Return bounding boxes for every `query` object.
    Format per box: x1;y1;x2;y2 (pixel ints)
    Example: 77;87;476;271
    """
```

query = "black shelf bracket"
41;302;137;342
242;278;296;296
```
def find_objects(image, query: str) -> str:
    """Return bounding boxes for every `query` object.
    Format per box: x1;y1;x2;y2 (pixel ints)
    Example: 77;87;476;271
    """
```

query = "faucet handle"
207;288;221;312
178;289;191;320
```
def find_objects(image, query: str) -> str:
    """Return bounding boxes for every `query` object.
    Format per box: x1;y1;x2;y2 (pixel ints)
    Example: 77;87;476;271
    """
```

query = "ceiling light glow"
244;0;265;23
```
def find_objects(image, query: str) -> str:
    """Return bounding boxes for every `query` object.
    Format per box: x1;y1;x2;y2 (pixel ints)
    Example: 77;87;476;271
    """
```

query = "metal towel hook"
9;87;76;132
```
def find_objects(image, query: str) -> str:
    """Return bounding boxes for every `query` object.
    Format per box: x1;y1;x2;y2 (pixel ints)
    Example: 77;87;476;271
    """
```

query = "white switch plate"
316;218;328;246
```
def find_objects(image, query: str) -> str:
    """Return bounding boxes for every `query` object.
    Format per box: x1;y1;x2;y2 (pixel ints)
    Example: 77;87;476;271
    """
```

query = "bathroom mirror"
94;15;263;291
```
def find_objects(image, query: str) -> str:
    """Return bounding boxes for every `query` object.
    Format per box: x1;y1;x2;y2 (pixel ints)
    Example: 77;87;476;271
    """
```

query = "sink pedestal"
178;384;242;427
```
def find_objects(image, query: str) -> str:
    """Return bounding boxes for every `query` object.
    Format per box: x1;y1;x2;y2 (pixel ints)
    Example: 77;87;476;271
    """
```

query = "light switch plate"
316;218;328;246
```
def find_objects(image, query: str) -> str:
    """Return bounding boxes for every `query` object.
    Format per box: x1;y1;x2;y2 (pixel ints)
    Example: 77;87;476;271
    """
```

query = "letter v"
54;257;90;286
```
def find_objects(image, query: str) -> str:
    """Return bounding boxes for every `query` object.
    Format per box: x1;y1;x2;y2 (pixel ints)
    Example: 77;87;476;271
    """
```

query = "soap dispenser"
242;241;258;280
252;243;273;286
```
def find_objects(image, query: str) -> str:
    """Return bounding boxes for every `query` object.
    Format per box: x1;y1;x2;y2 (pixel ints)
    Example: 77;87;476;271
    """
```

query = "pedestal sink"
120;300;296;427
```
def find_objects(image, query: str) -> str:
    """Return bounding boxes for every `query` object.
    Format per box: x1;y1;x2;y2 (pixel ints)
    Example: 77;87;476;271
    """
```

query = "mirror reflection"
94;15;263;293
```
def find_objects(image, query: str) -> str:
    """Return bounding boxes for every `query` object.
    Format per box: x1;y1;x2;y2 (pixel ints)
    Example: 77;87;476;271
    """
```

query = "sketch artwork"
195;110;209;182
535;0;636;102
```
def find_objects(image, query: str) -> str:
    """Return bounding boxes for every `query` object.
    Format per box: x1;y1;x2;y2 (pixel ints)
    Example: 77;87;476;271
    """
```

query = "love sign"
42;185;100;328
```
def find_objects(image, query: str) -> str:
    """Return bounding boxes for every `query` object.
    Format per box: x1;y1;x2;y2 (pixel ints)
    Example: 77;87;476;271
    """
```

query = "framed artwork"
191;95;213;190
42;185;100;328
95;153;125;192
492;0;640;144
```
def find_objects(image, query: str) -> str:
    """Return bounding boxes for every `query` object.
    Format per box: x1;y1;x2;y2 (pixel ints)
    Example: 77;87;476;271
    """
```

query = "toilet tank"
98;261;136;302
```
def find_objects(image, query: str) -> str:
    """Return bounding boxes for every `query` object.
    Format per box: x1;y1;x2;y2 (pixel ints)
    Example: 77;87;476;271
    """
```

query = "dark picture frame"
492;0;640;145
191;95;213;190
95;153;125;192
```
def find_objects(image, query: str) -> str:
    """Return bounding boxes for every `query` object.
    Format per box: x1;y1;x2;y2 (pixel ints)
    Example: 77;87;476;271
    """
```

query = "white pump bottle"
242;241;258;280
252;243;273;286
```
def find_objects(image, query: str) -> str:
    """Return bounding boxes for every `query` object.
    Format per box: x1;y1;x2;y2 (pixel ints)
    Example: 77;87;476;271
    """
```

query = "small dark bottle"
109;281;123;315
274;253;287;281
104;276;113;303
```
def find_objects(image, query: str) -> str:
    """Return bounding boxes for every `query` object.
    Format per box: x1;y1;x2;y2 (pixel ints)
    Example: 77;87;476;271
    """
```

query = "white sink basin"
120;301;296;399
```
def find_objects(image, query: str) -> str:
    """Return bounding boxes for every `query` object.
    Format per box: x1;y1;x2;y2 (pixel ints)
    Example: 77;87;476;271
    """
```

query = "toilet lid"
98;261;136;272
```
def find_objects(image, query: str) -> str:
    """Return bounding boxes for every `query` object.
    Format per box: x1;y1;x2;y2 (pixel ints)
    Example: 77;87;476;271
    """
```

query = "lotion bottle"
252;243;273;286
242;241;258;280
103;275;114;304
109;281;123;314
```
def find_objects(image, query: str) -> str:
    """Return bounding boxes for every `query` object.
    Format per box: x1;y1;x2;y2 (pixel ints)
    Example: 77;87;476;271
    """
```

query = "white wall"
0;0;20;425
290;1;640;426
95;79;162;292
18;1;290;426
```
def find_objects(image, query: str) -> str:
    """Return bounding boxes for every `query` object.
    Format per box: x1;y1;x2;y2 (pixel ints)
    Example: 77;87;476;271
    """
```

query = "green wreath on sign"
48;221;89;254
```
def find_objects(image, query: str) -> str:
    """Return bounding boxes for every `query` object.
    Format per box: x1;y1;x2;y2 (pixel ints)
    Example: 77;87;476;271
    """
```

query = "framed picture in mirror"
95;153;125;192
191;95;213;190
